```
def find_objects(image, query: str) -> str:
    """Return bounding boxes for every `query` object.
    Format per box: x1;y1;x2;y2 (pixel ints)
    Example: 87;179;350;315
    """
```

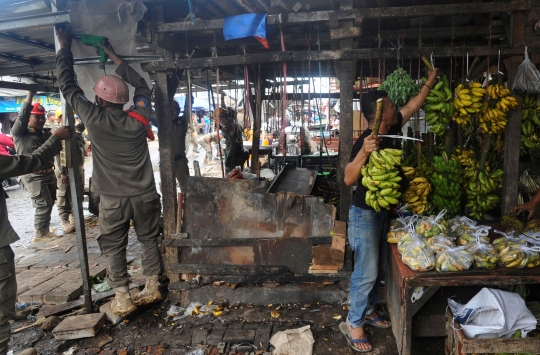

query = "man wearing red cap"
55;27;162;317
11;91;60;243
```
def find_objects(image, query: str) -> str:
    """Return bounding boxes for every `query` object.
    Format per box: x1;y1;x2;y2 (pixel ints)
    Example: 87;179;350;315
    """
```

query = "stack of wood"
308;221;346;273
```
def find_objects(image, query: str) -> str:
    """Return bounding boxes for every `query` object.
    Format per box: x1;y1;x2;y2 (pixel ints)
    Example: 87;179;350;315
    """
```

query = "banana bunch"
387;228;410;244
423;75;453;135
402;175;431;215
453;83;485;128
361;148;403;212
499;243;540;269
457;230;490;246
419;152;434;179
464;169;504;220
400;236;436;272
493;233;524;253
435;247;473;272
430;153;462;217
401;166;418;180
523;134;540;162
478;84;518;134
520;94;540;155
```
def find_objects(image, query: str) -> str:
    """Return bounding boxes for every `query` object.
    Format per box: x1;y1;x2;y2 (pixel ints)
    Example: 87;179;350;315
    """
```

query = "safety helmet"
55;108;62;117
31;102;46;115
93;75;129;104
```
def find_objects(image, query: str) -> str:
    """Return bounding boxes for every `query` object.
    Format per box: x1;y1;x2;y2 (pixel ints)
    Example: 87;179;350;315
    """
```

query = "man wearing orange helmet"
55;27;162;317
11;91;60;243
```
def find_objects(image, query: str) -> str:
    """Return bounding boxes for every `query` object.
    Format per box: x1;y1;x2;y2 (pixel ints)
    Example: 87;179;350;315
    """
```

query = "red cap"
31;102;46;115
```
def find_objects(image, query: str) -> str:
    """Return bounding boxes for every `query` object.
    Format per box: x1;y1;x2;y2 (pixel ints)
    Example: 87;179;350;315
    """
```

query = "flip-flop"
339;322;373;353
365;317;392;329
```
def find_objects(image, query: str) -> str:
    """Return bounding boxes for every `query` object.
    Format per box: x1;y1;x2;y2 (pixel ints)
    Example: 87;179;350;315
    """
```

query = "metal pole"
52;1;93;314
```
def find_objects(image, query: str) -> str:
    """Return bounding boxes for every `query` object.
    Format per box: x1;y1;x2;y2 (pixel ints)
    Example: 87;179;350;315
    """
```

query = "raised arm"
11;91;35;137
400;68;438;126
344;135;380;186
55;27;98;126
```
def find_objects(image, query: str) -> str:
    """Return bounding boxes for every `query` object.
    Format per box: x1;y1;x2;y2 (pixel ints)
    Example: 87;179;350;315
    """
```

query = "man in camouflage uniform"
56;28;162;316
11;92;59;243
1;127;70;355
197;131;222;165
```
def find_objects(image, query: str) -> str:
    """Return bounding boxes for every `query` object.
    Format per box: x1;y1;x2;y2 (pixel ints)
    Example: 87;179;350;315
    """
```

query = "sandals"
365;316;392;329
339;322;373;353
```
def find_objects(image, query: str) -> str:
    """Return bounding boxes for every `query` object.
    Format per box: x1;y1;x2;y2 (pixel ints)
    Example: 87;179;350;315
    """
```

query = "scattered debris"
269;325;315;355
12;317;46;333
64;244;74;253
41;316;61;331
52;313;106;340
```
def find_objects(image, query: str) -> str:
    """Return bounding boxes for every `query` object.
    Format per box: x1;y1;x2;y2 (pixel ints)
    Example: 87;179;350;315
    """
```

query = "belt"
33;168;54;175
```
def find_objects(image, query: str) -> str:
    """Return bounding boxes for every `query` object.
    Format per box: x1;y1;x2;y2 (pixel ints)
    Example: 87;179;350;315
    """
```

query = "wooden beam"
502;11;526;215
163;236;333;247
0;81;58;93
142;45;539;71
165;263;290;275
157;1;532;33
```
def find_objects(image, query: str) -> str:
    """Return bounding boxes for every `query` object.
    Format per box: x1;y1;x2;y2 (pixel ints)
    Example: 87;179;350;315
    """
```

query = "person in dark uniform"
11;91;60;243
216;107;249;173
56;27;162;317
172;99;190;191
0;127;71;355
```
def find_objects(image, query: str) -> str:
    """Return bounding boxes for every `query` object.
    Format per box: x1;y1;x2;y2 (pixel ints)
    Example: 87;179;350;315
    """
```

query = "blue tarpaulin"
223;14;269;49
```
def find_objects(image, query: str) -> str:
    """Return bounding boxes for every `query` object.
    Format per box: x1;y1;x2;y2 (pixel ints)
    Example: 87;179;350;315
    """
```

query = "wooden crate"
445;310;540;355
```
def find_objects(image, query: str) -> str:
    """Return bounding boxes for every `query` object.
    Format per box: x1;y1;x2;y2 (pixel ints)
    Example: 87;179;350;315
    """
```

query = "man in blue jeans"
342;67;438;352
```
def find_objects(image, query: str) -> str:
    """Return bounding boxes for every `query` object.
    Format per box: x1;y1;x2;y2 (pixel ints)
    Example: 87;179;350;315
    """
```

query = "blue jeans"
346;205;388;328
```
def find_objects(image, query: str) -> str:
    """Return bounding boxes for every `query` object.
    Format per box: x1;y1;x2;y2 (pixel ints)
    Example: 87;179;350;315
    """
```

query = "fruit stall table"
386;243;540;355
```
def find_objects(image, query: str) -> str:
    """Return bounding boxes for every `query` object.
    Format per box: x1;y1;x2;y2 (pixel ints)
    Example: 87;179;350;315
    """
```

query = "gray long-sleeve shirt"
56;48;156;197
0;136;61;247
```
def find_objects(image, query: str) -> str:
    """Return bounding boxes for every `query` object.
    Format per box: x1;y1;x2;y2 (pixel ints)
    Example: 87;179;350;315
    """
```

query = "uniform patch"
136;98;148;108
77;93;89;102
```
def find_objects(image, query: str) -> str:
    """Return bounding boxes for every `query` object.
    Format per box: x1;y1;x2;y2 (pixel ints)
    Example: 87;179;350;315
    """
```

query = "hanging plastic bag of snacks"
416;210;449;238
512;47;540;95
427;233;456;254
401;231;436;271
434;245;474;272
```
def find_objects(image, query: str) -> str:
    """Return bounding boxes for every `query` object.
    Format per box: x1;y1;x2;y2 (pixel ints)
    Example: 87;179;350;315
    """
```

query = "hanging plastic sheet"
512;47;540;94
223;14;269;49
68;0;151;109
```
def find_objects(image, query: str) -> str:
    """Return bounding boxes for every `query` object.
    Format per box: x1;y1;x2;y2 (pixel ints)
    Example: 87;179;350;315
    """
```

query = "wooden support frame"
157;0;531;33
142;46;540;72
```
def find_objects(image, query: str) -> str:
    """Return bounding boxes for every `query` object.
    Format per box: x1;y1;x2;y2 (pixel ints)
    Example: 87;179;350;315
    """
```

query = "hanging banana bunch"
452;82;485;129
477;84;518;134
402;174;431;215
521;94;540;156
430;152;462;217
361;149;403;212
423;75;453;135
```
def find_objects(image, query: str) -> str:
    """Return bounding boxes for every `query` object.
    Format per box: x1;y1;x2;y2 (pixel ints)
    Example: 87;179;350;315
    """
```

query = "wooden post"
251;63;262;172
52;0;92;314
501;11;525;215
337;0;356;222
151;4;180;282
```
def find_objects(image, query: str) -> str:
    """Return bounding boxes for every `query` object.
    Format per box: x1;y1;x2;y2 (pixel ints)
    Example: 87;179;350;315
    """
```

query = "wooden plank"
143;46;540;71
157;1;532;32
16;268;65;296
52;313;106;340
164;236;332;248
43;270;85;304
165;263;290;275
332;221;347;251
197;272;350;285
253;238;313;273
308;245;344;273
37;283;142;318
338;59;355;222
18;269;80;303
330;27;361;40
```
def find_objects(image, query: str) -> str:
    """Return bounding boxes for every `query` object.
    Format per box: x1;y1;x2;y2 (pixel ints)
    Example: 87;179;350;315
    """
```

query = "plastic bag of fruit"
401;231;435;271
466;237;499;270
434;245;473;272
388;215;417;244
415;210;449;238
492;230;525;252
457;226;491;246
499;243;540;269
427;233;456;254
449;216;477;237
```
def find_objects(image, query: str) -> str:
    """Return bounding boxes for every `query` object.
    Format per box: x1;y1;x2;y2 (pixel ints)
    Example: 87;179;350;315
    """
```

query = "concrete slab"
52;313;106;340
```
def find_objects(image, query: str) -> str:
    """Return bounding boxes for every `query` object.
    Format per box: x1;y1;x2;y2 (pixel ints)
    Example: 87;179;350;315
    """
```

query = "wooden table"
386;243;540;355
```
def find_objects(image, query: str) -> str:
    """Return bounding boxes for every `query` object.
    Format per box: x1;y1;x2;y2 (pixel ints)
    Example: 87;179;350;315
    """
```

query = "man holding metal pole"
55;27;162;316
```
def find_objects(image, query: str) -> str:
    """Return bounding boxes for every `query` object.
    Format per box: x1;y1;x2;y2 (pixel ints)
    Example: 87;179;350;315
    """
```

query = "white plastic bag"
512;47;540;95
448;287;537;338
